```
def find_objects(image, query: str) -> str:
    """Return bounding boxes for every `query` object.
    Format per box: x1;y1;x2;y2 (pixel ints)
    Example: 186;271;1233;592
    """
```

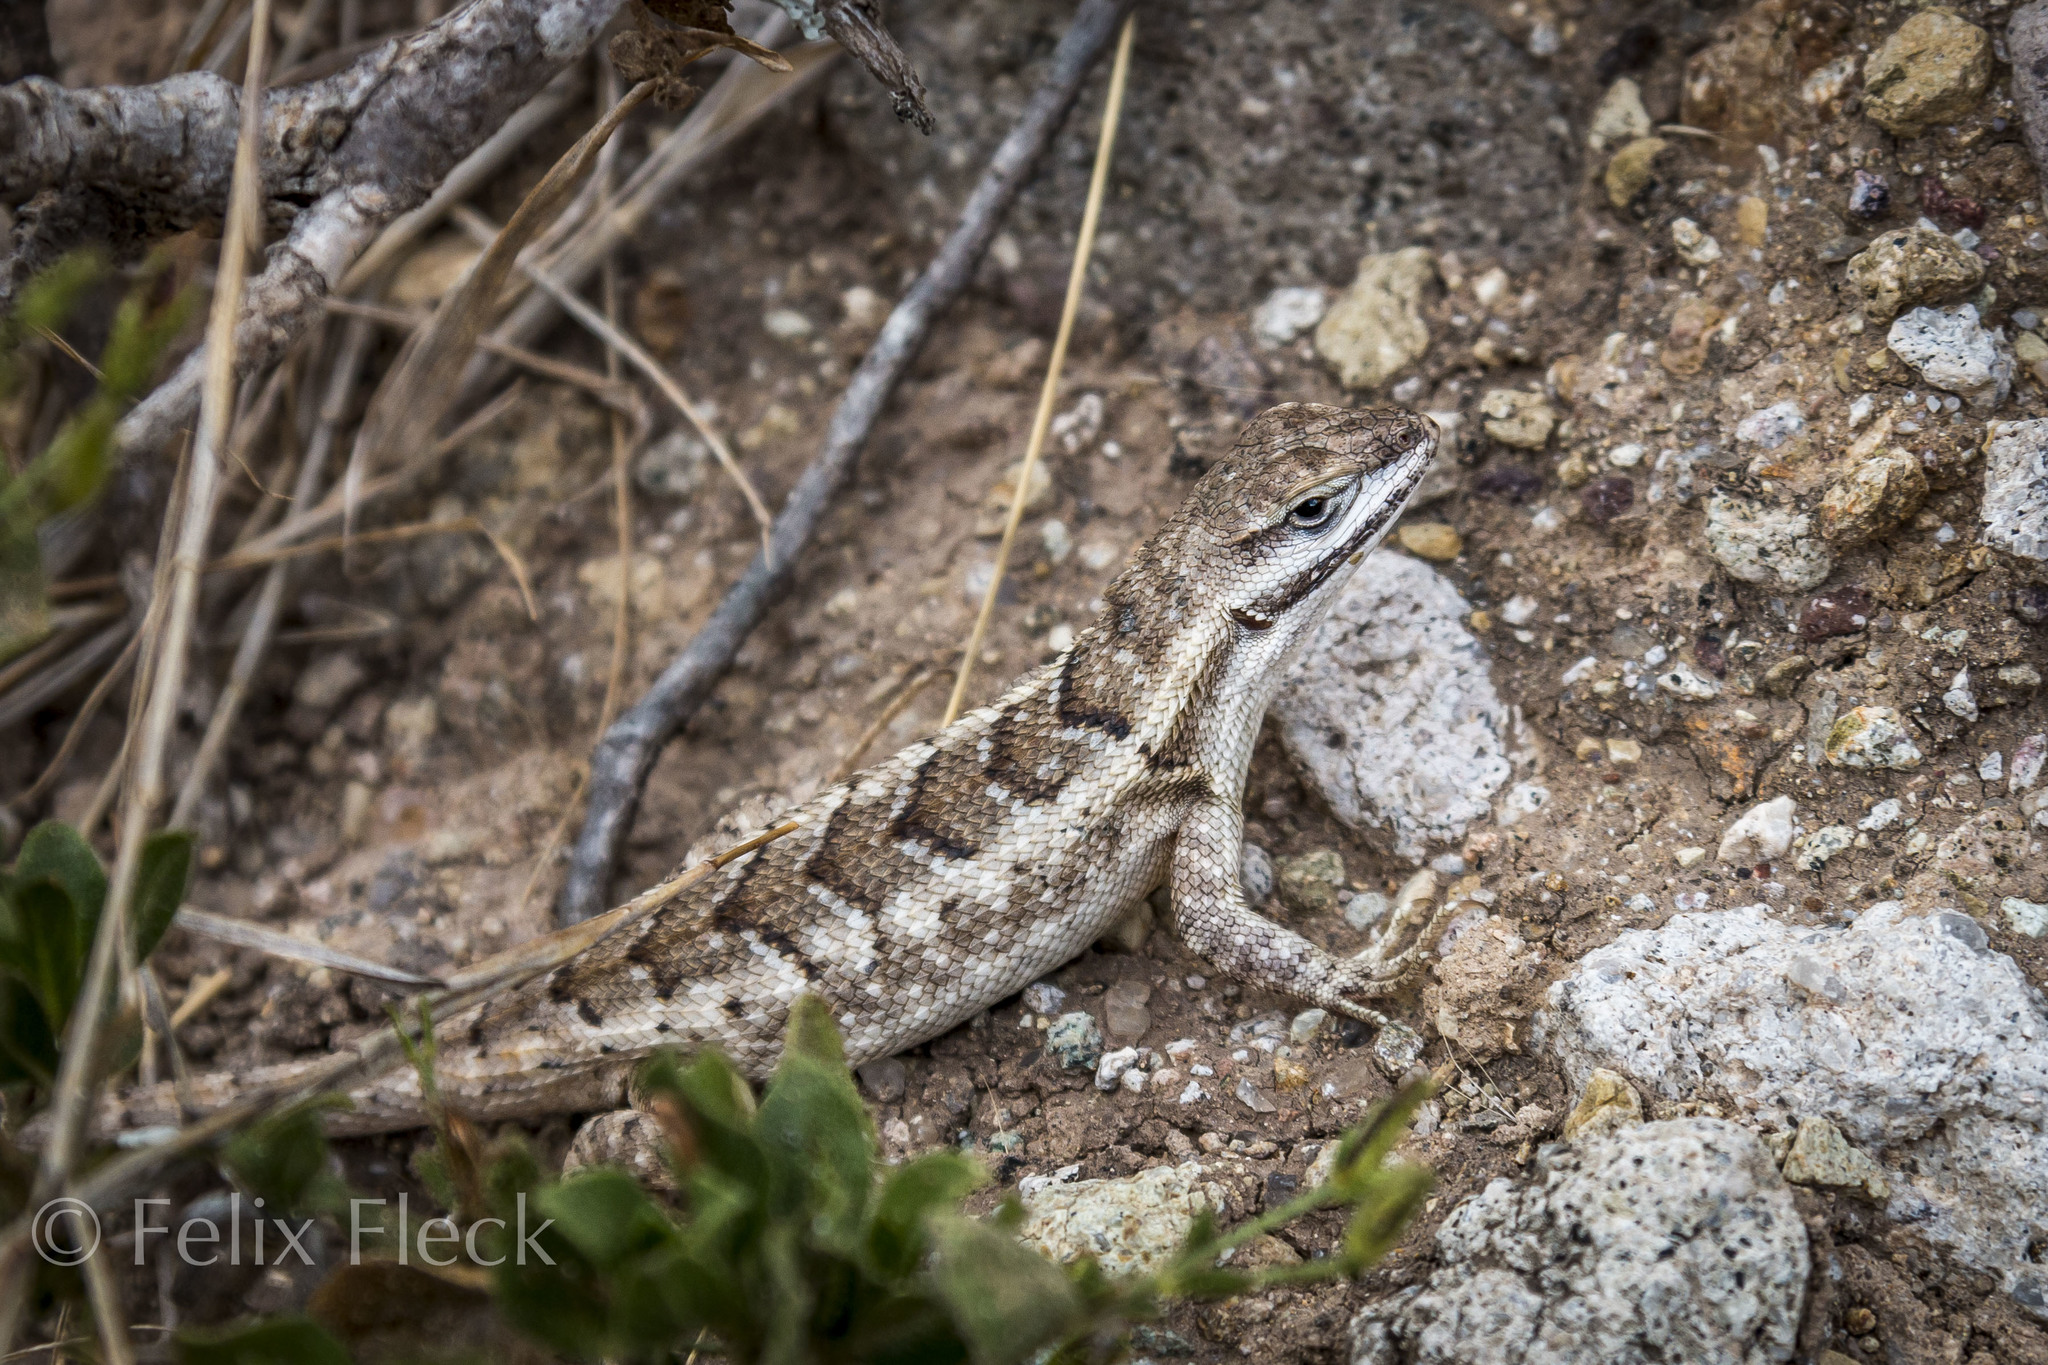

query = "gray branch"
557;0;1137;923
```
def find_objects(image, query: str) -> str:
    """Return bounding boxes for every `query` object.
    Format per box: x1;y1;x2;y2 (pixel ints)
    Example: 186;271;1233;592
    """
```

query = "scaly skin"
117;402;1441;1137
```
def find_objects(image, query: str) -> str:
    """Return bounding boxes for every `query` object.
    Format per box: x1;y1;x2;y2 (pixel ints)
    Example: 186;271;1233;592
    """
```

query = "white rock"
1537;903;2048;1284
1980;419;2048;561
1051;392;1104;454
763;307;813;340
1825;705;1923;770
1095;1046;1141;1092
1315;248;1437;390
1654;661;1720;700
1586;77;1652;150
1943;667;1979;720
1980;751;2004;782
1671;217;1723;266
1497;782;1549;827
1273;552;1510;862
1857;798;1903;831
1887;304;2011;410
1794;824;1854;871
2002;897;2048;937
1350;1120;1806;1365
2011;734;2047;791
1704;493;1833;590
1251;285;1329;347
1718;795;1797;864
1017;1162;1230;1277
1021;981;1067;1016
1501;594;1539;626
1733;400;1806;451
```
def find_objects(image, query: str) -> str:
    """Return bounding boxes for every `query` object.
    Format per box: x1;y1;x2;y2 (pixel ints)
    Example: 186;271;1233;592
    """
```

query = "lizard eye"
1289;495;1333;528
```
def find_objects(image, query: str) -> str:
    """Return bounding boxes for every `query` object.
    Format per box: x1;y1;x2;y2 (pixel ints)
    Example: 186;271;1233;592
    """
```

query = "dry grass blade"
344;81;657;524
511;250;774;561
8;627;142;811
176;909;444;986
14;12;275;1360
829;659;945;785
322;295;644;415
168;968;234;1031
944;15;1135;725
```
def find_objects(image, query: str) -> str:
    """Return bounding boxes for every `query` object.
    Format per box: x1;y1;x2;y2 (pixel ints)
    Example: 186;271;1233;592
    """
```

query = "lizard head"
1193;402;1438;639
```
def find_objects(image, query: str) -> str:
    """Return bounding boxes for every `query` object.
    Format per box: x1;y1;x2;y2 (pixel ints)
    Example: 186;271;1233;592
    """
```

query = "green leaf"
0;976;56;1087
533;1167;676;1268
131;829;192;960
1341;1162;1432;1269
174;1315;351;1365
0;881;88;1034
757;996;875;1234
8;252;104;339
10;822;106;950
928;1213;1082;1365
868;1149;987;1278
220;1096;351;1220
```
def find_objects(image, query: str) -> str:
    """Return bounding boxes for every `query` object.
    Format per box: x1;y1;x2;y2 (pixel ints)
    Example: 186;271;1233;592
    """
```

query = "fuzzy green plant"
0;252;192;661
200;993;1429;1365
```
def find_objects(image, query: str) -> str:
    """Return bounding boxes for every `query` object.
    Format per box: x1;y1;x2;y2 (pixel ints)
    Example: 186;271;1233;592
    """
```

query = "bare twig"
557;0;1141;923
945;14;1133;724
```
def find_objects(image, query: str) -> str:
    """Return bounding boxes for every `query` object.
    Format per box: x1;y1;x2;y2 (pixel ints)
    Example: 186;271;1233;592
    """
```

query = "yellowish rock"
1586;77;1652;150
1604;137;1668;209
1396;522;1463;561
1272;1057;1311;1092
1314;247;1436;390
1562;1068;1643;1140
1819;448;1928;545
1574;736;1604;761
1780;1116;1891;1200
1846;226;1984;322
1480;388;1556;449
1863;11;1993;137
1605;737;1642;765
1735;196;1769;248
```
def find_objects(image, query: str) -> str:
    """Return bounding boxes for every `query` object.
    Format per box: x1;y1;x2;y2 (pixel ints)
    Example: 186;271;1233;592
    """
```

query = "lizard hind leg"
564;1108;679;1192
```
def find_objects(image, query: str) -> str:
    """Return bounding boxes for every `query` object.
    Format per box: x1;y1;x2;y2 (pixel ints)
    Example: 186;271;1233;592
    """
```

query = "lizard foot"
1321;882;1464;1025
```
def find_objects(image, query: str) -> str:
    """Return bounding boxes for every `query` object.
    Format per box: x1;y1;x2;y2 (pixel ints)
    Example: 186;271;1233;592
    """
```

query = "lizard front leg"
1168;794;1449;1027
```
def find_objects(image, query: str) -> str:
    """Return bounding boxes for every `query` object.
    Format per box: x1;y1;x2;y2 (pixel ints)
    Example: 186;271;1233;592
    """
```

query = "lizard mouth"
1228;433;1437;631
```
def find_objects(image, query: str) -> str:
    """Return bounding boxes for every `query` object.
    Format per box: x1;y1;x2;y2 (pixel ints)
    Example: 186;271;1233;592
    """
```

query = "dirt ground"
10;0;2048;1359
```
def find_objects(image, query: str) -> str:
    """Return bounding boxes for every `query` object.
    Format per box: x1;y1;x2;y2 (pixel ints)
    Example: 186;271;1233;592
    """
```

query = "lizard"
115;401;1444;1139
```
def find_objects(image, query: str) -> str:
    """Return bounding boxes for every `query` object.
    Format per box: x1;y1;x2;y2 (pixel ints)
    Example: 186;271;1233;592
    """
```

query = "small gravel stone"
2003;897;2048;936
1848;169;1891;220
1604;136;1667;208
1887;304;2012;410
1655;662;1719;700
1980;419;2048;561
1289;1009;1329;1045
1862;10;1994;138
1826;706;1924;769
1235;1077;1278;1114
1859;799;1904;831
1734;401;1806;452
1372;1019;1426;1077
1046;1012;1104;1070
1704;493;1833;590
634;430;711;499
1719;795;1797;864
1251;285;1328;347
1315;248;1436;389
1394;522;1463;560
1579;476;1634;525
1562;1067;1643;1140
1943;667;1979;721
1794;825;1855;872
1019;1163;1230;1277
1819;450;1929;545
1095;1045;1142;1091
1586;77;1651;150
1102;980;1154;1043
1345;890;1390;931
1670;217;1722;266
1847;226;1986;321
1799;586;1876;640
1480;389;1556;448
1781;1116;1890;1200
1276;849;1347;915
1022;982;1067;1016
856;1057;907;1103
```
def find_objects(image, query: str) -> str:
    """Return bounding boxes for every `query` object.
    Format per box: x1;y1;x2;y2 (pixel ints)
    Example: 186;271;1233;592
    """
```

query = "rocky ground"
10;0;2048;1360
